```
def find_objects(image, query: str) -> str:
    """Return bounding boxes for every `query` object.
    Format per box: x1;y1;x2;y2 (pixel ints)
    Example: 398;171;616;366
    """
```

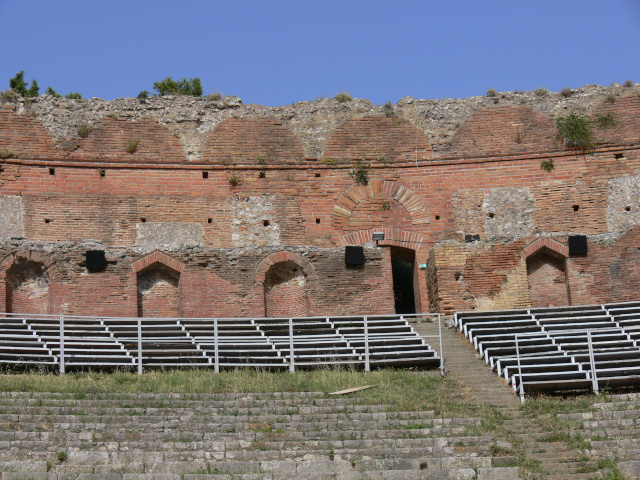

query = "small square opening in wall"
315;173;321;178
315;218;321;224
625;206;631;212
44;219;51;224
615;153;624;159
202;171;209;179
488;212;495;218
263;219;270;226
48;167;55;175
207;218;213;224
259;171;266;178
572;205;580;212
140;218;147;223
435;215;440;220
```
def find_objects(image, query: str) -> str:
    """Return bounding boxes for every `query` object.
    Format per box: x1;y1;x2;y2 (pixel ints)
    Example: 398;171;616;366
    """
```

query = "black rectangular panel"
568;235;588;255
345;246;365;265
86;250;106;272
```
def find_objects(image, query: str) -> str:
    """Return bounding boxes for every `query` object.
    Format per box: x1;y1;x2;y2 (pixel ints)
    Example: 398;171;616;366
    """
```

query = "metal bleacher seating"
455;302;640;399
0;312;442;373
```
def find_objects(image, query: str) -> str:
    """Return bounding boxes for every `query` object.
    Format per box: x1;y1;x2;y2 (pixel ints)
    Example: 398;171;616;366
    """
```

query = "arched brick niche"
0;251;60;314
332;180;429;232
322;116;432;163
450;106;557;156
520;238;570;308
264;261;309;317
203;118;305;165
592;96;640;146
254;251;317;317
131;252;184;318
71;117;186;163
0;106;58;159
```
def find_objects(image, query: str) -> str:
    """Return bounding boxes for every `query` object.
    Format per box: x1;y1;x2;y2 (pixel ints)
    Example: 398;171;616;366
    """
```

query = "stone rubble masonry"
1;85;640;317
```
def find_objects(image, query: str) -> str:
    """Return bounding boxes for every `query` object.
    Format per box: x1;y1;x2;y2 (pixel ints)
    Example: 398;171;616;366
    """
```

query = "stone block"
0;195;23;240
135;222;203;246
476;467;521;480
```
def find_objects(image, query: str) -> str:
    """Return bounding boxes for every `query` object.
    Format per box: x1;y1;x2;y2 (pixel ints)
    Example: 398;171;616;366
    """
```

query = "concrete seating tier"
0;313;440;372
0;391;523;480
454;301;640;396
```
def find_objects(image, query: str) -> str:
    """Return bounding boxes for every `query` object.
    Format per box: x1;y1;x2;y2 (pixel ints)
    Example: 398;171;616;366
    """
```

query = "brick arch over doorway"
332;180;430;231
520;238;570;308
0;251;61;314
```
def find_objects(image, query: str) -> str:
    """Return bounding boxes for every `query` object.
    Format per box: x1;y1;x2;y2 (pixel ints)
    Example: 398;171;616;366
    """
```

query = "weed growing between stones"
383;101;394;117
540;159;554;172
0;149;14;159
228;174;241;187
349;160;371;185
322;157;339;166
560;87;573;97
334;92;352;103
594;112;620;130
77;124;92;138
125;139;140;154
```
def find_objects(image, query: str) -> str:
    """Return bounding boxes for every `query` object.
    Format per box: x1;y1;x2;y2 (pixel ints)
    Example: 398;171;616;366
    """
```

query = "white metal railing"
0;312;444;375
513;328;609;403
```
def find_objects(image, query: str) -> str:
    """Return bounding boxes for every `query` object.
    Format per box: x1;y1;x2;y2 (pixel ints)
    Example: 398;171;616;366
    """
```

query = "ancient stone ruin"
1;84;640;318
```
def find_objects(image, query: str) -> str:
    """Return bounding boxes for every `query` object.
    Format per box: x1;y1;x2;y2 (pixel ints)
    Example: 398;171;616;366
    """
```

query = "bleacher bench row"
0;313;441;371
455;301;640;394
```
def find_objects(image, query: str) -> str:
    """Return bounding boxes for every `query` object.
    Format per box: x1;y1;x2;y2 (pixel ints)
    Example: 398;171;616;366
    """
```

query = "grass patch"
0;369;499;417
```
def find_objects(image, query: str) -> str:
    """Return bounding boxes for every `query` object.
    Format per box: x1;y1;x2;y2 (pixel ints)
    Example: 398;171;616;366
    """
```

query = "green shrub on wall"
555;113;596;151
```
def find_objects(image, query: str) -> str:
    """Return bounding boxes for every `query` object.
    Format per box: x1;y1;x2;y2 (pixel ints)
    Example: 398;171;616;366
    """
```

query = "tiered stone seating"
455;301;640;395
556;392;640;477
0;391;522;479
0;313;441;372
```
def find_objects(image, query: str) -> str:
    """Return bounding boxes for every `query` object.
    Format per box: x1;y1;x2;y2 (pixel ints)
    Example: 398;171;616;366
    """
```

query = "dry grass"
0;368;500;418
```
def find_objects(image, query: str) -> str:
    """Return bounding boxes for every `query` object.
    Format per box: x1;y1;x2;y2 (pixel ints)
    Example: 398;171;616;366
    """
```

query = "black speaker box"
86;250;106;272
345;246;365;266
568;235;588;255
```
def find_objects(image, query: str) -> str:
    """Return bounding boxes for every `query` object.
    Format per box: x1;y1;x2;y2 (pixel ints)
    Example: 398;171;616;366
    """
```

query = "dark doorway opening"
390;246;416;314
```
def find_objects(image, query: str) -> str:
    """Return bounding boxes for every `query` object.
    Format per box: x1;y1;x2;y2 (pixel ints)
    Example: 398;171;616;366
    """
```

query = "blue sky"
1;0;639;106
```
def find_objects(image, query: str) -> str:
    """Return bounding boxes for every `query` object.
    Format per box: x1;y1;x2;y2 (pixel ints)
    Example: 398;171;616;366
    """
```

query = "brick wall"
1;96;640;317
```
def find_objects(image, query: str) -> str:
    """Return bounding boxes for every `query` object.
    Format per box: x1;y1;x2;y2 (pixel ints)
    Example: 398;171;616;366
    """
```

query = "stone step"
0;435;493;461
0;469;525;480
0;458;525;480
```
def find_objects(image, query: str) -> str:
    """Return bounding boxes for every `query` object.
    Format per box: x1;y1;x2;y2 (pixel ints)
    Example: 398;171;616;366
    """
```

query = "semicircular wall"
322;116;432;163
0;106;58;159
71;117;186;163
450;106;557;156
203;118;305;165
